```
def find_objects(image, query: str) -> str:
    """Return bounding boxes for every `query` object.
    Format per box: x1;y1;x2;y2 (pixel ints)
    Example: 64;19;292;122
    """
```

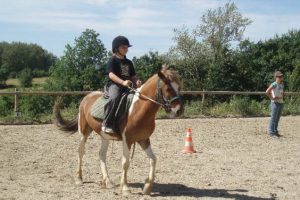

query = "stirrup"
101;126;114;134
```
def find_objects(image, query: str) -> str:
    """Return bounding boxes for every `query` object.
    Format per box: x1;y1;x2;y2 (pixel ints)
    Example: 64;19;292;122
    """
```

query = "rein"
128;86;164;106
128;77;181;112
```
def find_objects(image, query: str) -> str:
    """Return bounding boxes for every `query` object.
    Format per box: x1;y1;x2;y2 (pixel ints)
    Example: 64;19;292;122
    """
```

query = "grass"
5;77;48;87
5;78;19;86
1;77;48;91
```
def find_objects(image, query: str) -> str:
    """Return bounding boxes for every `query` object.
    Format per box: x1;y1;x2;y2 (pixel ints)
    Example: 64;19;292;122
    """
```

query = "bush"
209;102;232;117
282;97;300;115
207;96;270;117
0;95;14;116
19;95;54;119
229;96;268;116
229;96;252;116
19;68;33;87
183;100;209;117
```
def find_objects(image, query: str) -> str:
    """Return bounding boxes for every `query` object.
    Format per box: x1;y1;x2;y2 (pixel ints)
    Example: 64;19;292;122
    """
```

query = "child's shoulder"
271;82;277;88
108;56;121;64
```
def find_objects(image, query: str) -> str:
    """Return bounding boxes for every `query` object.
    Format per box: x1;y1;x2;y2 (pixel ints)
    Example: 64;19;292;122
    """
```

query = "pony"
53;65;184;195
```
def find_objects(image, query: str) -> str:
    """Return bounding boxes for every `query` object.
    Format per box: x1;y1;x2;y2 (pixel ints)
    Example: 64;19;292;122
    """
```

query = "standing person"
102;35;141;134
266;70;285;137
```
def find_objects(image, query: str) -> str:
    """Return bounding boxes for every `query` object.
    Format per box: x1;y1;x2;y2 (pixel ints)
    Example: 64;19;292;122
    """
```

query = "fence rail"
0;89;299;116
1;90;300;96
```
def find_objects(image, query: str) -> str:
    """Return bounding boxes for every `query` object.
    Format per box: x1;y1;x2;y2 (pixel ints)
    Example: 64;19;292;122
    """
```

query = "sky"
1;0;300;59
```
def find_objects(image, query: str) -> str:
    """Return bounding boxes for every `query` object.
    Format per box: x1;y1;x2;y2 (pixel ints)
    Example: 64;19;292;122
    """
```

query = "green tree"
47;29;108;91
0;42;10;83
288;59;300;92
195;2;252;91
235;30;300;92
0;64;9;84
0;42;56;81
168;26;209;90
204;50;241;91
132;51;164;81
170;2;251;91
1;42;27;77
194;2;252;61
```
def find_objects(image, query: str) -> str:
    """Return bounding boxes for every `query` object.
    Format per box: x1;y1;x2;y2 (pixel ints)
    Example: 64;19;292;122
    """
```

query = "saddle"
91;91;134;125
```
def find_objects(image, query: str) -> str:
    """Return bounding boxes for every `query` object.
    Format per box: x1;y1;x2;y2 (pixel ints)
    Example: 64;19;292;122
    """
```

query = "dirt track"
1;116;300;200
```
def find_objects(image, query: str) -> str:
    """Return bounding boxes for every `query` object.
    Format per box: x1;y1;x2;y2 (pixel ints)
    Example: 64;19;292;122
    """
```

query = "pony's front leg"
99;139;114;188
138;139;157;195
120;139;131;195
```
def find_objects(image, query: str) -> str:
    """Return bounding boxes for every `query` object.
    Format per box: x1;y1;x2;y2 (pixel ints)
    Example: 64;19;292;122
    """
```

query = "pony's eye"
165;86;173;93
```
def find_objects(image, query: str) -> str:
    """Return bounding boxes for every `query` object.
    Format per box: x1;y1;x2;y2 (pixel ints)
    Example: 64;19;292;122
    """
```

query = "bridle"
129;76;182;112
155;78;181;112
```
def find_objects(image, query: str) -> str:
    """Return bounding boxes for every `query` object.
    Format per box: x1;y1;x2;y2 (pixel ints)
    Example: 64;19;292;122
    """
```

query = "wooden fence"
0;89;299;116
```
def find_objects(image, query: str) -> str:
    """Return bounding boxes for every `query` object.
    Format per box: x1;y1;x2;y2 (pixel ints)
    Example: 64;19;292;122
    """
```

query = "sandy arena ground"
0;116;299;200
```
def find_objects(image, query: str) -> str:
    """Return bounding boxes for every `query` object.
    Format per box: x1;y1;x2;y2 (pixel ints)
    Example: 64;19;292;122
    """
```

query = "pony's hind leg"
138;139;157;195
76;134;87;185
99;139;114;188
76;114;92;185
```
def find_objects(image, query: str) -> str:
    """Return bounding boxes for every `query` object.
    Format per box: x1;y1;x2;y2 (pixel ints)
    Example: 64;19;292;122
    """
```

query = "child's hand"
272;97;281;100
122;80;133;88
136;80;142;87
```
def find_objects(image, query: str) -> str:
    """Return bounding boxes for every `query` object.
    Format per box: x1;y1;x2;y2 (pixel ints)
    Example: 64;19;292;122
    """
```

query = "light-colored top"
271;82;284;103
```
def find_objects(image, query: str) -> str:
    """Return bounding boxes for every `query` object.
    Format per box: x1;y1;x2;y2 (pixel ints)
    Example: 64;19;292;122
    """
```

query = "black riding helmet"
112;36;132;53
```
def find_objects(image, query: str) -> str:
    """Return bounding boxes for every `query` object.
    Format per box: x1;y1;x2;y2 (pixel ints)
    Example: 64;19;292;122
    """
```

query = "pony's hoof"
75;178;83;185
106;180;114;189
122;189;131;196
121;184;131;196
142;179;153;195
100;178;114;189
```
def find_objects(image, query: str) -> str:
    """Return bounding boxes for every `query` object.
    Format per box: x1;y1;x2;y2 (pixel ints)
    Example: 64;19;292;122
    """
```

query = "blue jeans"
268;102;283;134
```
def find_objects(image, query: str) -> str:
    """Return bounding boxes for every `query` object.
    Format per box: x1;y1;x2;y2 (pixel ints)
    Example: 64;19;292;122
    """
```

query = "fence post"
14;88;21;117
202;89;206;105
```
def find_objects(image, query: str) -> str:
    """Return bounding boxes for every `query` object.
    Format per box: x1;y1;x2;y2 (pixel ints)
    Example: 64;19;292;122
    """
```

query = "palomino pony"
53;65;184;195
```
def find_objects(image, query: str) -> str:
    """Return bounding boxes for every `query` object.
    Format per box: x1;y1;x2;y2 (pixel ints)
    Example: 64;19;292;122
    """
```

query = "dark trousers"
103;84;125;129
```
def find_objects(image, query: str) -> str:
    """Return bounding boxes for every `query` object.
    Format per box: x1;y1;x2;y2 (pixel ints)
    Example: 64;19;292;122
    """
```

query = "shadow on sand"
130;182;276;200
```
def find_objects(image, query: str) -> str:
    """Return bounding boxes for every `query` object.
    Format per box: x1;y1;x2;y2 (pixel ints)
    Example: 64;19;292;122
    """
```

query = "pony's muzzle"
170;103;184;117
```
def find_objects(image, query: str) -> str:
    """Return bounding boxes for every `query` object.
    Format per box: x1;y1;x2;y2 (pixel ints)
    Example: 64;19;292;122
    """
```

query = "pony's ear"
161;64;170;72
157;70;165;79
158;64;170;77
158;69;170;83
158;63;173;83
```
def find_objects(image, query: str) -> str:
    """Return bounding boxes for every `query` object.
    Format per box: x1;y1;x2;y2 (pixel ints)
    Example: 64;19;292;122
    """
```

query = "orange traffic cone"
182;128;196;153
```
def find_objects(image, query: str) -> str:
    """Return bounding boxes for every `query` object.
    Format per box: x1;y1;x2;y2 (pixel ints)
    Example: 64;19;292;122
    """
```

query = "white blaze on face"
170;82;181;115
171;82;179;95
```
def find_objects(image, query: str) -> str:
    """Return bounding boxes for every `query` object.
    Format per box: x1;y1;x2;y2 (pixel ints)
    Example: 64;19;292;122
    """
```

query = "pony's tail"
53;99;78;134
